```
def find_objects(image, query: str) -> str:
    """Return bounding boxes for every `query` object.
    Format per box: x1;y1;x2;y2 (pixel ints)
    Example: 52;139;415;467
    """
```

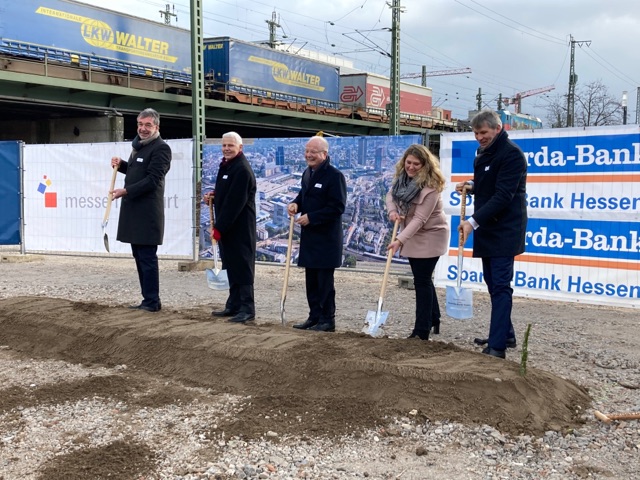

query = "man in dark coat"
456;110;528;358
205;132;257;323
287;136;347;332
111;108;171;312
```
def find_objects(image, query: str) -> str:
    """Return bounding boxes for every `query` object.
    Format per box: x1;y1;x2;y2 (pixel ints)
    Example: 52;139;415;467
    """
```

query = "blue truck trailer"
0;0;191;81
203;37;340;106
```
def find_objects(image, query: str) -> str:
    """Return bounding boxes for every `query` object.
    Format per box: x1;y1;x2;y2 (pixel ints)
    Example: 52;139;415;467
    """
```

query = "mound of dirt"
0;296;590;438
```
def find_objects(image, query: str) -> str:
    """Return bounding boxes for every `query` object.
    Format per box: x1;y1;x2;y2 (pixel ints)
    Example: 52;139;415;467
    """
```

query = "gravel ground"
0;254;639;480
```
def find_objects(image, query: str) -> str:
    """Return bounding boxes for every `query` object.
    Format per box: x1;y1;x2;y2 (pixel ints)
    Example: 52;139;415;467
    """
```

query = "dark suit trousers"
305;268;336;324
408;257;440;335
225;283;255;315
482;256;516;351
131;244;160;309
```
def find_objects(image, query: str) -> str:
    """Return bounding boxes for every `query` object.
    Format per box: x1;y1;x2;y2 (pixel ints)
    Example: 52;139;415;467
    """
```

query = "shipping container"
0;0;191;81
203;37;340;106
339;72;433;116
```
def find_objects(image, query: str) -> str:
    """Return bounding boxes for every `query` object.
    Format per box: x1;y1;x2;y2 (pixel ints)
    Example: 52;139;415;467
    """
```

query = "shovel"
280;214;295;326
101;166;118;252
446;186;473;319
363;218;400;337
205;199;229;290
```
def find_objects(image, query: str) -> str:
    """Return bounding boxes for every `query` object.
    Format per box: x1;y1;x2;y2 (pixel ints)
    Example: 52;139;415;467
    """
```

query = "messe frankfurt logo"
37;175;57;208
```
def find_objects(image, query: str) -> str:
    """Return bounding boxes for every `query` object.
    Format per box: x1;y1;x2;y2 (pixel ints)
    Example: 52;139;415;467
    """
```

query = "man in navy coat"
111;108;171;312
287;136;347;332
456;110;528;358
205;132;257;324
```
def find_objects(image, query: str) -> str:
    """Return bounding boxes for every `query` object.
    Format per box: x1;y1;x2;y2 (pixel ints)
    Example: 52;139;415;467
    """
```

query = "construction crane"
400;67;472;79
502;85;555;114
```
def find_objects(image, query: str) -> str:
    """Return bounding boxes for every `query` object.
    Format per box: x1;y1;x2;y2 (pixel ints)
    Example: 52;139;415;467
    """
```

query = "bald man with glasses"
287;136;347;332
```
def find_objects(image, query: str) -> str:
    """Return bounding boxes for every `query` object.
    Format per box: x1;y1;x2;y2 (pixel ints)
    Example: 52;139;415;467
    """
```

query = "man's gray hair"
471;110;502;130
223;131;243;145
138;108;160;126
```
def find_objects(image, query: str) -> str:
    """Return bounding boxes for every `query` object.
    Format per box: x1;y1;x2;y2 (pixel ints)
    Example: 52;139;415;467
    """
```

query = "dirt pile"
0;296;590;439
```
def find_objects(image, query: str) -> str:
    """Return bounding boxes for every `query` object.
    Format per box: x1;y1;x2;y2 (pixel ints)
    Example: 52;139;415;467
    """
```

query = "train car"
498;109;543;130
0;0;191;81
339;72;433;116
203;37;340;107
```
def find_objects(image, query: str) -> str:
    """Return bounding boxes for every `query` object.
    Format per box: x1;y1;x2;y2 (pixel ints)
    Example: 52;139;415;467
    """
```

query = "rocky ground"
0;254;638;480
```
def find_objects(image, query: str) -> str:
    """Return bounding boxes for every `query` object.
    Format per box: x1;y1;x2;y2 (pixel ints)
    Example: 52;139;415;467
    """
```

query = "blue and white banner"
437;125;640;307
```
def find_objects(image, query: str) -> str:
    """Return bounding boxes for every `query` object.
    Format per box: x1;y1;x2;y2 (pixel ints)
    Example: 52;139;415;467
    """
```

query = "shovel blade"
280;298;286;326
363;309;389;337
206;268;229;290
103;232;110;253
445;285;473;319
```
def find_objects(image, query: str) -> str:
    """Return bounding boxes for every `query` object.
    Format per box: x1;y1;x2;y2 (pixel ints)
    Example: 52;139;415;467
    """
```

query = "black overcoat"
471;129;528;258
292;157;347;269
116;136;171;245
214;152;257;285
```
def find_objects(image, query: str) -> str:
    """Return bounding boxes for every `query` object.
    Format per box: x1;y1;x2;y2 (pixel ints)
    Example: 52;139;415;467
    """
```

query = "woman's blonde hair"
393;144;446;192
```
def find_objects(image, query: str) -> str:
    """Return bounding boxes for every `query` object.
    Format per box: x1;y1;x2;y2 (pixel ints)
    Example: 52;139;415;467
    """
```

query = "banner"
0;141;21;245
23;139;193;257
199;135;421;264
437;125;640;307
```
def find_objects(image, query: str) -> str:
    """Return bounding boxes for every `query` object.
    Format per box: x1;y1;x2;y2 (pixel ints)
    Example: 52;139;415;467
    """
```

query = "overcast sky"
79;0;640;125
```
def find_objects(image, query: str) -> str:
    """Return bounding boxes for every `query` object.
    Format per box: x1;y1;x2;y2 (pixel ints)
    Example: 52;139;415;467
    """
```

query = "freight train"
0;0;456;131
498;110;543;130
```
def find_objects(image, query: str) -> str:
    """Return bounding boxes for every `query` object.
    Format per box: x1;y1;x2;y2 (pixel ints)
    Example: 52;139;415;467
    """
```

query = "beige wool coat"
385;187;450;259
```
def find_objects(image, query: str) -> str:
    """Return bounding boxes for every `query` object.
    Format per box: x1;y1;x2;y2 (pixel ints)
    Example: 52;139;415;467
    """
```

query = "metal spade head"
363;309;389;337
103;230;110;253
206;267;229;290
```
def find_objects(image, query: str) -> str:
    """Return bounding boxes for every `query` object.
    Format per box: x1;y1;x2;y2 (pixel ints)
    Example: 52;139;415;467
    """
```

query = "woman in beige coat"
386;144;449;340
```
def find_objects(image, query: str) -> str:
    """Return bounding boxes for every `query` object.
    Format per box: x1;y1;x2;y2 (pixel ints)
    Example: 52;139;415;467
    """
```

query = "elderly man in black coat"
456;110;528;359
205;132;257;324
287;136;347;332
111;108;171;312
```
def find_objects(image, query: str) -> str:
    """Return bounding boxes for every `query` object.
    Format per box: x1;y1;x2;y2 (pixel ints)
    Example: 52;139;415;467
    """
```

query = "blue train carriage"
498;109;543;130
0;0;191;82
203;37;340;108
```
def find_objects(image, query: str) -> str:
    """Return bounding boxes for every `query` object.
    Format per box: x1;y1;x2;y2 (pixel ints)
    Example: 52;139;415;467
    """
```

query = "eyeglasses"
305;149;326;155
137;122;156;128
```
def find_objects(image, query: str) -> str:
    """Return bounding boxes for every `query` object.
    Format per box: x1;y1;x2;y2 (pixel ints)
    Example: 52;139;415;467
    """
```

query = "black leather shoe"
408;330;429;340
474;337;517;349
308;322;335;332
212;308;237;317
482;346;506;359
292;318;319;330
128;304;160;312
228;312;255;323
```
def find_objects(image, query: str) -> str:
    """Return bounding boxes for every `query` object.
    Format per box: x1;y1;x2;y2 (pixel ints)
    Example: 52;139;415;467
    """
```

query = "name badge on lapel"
136;157;144;162
314;183;322;188
223;175;229;179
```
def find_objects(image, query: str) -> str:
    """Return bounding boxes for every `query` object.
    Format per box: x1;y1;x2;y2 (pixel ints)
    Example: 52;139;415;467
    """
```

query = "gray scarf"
391;171;421;216
130;131;160;157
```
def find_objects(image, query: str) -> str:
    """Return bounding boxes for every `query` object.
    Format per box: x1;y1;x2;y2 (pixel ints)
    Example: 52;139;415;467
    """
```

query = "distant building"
375;146;385;172
275;146;285;166
272;201;289;227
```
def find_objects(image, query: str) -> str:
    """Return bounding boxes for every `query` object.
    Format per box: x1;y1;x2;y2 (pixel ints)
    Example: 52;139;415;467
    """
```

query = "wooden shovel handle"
281;215;295;301
594;410;640;423
458;185;469;251
102;166;118;224
208;197;215;240
379;218;400;300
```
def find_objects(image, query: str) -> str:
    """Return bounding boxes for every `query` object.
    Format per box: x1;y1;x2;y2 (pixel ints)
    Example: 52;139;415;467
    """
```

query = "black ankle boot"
408;330;429;341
